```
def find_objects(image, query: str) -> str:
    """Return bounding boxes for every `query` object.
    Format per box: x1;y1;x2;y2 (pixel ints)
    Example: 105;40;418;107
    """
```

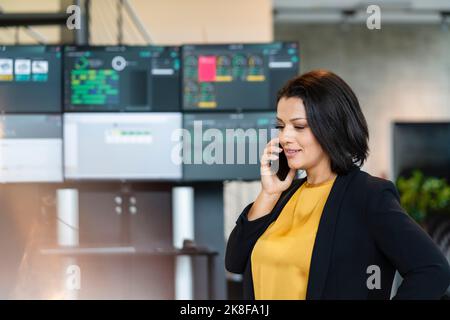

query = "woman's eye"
275;125;304;130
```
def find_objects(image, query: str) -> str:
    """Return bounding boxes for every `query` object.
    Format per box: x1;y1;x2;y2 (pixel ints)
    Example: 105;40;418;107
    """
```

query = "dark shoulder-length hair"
277;70;369;175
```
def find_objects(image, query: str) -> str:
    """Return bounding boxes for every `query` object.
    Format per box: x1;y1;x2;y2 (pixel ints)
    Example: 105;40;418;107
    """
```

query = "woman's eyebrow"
276;117;306;121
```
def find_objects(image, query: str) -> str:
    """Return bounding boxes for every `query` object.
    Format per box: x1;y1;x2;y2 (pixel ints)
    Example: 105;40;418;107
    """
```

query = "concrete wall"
274;23;450;179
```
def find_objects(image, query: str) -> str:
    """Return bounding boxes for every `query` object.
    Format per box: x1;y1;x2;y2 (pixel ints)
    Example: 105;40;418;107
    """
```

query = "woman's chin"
287;159;303;170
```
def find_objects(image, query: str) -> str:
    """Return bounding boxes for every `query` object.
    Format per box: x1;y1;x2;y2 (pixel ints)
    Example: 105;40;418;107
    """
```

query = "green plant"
396;170;450;223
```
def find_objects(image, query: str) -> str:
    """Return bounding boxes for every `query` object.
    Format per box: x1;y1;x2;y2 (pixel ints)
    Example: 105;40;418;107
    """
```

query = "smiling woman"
225;70;450;300
275;70;369;178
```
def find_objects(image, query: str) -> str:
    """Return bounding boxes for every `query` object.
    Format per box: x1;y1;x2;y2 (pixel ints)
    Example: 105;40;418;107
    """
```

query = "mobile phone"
271;143;290;181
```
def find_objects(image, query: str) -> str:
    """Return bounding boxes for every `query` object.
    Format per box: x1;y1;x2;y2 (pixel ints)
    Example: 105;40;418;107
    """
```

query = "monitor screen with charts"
182;112;276;181
182;42;299;111
0;115;63;182
64;46;181;112
0;46;62;113
64;113;182;180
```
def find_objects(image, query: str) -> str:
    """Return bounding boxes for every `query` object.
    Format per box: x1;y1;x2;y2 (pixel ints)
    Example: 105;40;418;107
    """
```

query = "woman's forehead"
277;97;306;120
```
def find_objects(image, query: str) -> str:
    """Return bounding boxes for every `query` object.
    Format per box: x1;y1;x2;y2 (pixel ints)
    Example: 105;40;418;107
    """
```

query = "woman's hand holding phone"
260;138;297;196
247;138;296;221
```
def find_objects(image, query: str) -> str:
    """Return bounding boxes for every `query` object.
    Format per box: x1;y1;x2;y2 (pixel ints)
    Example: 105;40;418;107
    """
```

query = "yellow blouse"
251;176;336;300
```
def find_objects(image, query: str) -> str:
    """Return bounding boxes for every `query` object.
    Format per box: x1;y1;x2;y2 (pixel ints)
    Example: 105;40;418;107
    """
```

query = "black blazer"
225;166;450;300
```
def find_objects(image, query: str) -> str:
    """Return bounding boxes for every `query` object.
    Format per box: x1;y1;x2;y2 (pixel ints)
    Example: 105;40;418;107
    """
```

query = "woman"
225;70;450;300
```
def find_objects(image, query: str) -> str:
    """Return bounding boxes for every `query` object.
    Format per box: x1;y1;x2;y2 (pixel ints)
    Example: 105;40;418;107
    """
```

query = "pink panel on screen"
198;56;216;82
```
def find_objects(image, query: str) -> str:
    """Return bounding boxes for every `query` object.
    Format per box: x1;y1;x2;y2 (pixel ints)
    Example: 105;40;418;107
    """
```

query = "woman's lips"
284;148;301;158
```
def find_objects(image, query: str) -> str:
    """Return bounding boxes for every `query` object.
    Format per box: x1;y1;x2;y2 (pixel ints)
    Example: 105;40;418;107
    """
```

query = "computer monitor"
64;46;180;112
64;113;182;180
393;122;450;181
0;46;62;113
182;112;277;181
0;115;63;182
182;42;299;111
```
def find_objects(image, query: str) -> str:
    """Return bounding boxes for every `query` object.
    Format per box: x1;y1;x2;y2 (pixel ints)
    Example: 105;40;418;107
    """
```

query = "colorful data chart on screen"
64;46;181;112
71;57;120;105
0;46;61;113
182;42;299;111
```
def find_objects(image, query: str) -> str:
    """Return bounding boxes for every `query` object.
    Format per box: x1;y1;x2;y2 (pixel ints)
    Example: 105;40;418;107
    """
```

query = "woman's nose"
278;128;295;146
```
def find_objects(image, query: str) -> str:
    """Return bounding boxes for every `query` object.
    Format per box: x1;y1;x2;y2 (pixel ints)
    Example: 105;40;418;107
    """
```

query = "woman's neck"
305;160;336;186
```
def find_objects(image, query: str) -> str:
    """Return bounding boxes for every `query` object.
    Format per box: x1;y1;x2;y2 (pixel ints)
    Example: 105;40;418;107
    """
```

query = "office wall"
0;0;61;44
0;0;273;45
90;0;273;45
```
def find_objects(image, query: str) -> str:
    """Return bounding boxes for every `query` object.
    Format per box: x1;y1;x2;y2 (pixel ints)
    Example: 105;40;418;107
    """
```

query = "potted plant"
396;170;450;228
396;170;450;297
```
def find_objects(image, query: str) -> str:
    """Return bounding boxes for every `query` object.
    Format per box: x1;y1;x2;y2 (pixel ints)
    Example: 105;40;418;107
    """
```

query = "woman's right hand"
246;138;297;221
260;138;297;196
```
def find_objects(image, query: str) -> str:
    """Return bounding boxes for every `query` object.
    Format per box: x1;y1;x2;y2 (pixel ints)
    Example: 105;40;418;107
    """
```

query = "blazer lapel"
306;167;360;299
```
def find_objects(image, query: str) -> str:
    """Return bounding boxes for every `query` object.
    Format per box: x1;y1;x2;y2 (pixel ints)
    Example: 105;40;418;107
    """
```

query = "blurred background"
0;0;449;299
